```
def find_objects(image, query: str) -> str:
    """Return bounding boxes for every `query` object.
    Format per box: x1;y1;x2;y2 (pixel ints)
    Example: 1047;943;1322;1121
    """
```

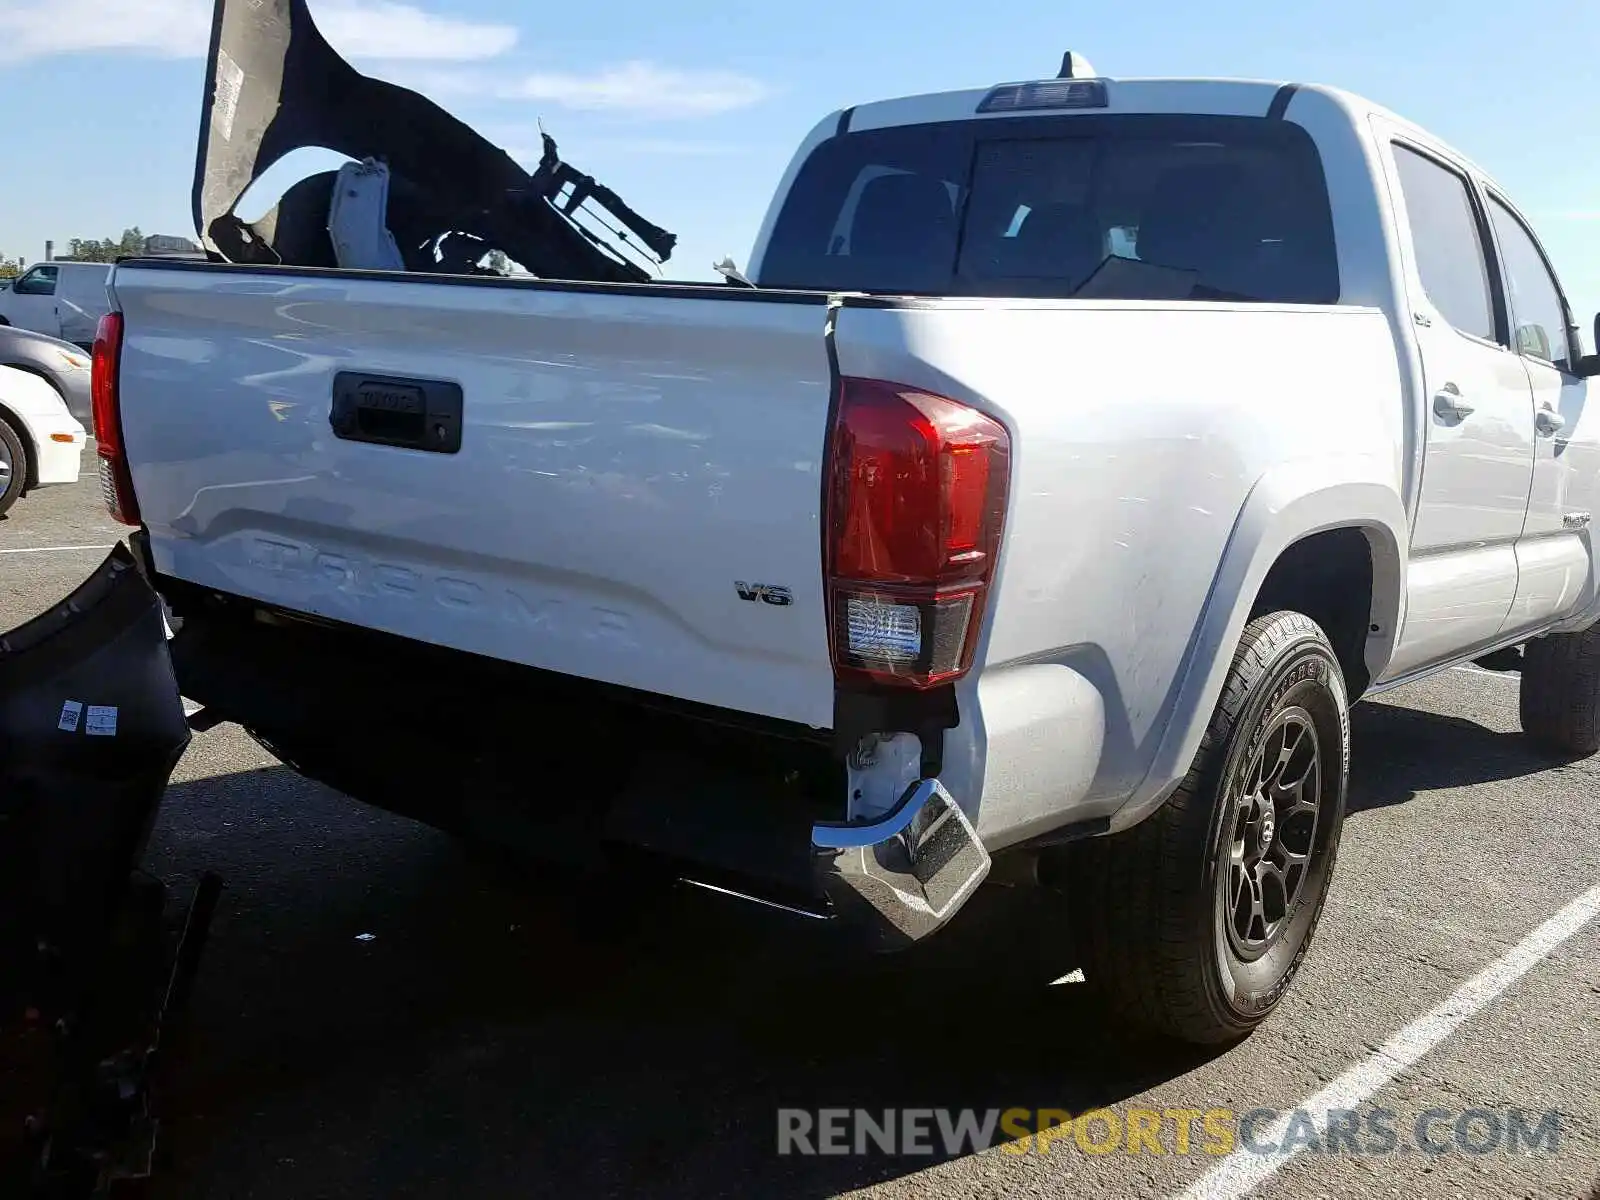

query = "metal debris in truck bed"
193;0;677;282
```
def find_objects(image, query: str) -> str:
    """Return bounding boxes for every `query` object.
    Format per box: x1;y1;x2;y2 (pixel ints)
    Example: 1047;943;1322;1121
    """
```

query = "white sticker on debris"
214;50;244;143
86;705;119;737
58;701;84;733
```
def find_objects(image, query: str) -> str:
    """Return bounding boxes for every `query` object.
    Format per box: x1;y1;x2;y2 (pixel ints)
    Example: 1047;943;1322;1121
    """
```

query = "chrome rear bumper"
810;779;991;949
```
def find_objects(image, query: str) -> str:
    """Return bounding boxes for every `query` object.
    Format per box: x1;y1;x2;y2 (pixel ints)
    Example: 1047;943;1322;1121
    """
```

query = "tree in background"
0;257;20;279
64;227;145;263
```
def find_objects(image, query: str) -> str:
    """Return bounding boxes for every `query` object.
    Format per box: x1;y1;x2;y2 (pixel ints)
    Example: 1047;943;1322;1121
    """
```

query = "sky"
1;0;1597;327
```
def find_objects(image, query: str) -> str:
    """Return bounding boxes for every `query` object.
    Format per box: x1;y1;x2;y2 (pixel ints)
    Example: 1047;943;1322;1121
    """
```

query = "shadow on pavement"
139;693;1540;1196
1346;694;1562;816
140;765;1215;1200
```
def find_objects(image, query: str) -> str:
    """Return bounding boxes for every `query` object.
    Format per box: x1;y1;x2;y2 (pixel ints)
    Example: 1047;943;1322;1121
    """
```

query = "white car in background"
0;324;94;425
0;363;87;517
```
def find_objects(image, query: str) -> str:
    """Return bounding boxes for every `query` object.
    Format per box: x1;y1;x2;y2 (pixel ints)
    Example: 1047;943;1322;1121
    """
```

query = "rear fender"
1113;459;1407;832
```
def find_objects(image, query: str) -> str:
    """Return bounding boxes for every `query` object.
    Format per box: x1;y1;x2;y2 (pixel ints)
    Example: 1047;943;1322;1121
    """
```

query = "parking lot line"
0;543;117;555
1174;883;1600;1200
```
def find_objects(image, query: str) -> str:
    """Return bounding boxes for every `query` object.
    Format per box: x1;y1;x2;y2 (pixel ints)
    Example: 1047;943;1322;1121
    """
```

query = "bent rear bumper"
811;779;992;949
152;571;994;949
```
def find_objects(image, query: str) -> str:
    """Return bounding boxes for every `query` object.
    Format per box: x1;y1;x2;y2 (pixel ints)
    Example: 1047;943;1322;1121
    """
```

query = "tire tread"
1521;628;1600;757
1072;611;1342;1044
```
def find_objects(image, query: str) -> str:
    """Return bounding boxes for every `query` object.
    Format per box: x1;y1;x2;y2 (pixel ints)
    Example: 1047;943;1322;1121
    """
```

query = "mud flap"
0;543;190;1017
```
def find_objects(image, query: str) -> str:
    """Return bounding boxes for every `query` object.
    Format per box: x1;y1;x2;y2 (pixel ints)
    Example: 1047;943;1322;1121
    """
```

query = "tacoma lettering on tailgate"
244;535;637;649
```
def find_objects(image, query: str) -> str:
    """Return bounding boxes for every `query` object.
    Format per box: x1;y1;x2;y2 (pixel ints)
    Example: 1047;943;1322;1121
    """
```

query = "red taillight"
825;377;1011;689
91;312;139;526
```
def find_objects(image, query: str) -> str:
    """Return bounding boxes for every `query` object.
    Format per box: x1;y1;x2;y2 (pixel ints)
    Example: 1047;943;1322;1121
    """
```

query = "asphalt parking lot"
3;468;1599;1200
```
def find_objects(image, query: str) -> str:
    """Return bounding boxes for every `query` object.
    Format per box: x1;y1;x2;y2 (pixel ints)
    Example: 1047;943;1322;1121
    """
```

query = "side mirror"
1516;323;1552;361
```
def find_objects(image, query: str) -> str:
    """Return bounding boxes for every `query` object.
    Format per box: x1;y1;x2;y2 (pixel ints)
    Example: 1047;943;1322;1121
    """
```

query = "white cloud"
0;0;209;60
394;60;773;119
1549;210;1600;221
497;61;772;119
317;1;516;61
0;0;517;64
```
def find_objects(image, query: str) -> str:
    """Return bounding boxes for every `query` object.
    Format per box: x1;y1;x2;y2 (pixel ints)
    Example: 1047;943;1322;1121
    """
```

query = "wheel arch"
1112;459;1407;833
1249;524;1398;701
2;361;70;403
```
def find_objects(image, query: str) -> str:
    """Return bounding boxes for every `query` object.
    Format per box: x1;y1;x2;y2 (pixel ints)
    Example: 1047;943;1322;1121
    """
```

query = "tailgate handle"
330;372;463;453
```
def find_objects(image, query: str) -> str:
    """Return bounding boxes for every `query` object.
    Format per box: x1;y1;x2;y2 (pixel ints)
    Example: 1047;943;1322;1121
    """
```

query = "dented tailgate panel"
111;265;840;729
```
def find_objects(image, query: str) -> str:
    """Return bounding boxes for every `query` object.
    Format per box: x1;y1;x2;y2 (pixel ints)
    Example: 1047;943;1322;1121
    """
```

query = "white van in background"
0;261;113;350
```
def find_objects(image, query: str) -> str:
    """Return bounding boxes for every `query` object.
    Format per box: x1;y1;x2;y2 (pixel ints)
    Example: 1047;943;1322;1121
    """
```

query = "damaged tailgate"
110;264;841;730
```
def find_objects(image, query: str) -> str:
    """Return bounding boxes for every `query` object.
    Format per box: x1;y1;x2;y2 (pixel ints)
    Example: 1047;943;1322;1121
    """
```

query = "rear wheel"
1520;628;1600;757
1071;611;1350;1045
0;417;26;517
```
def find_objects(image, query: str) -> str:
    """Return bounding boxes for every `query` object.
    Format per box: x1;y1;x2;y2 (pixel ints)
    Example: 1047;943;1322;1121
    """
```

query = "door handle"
1433;385;1474;421
1536;407;1566;437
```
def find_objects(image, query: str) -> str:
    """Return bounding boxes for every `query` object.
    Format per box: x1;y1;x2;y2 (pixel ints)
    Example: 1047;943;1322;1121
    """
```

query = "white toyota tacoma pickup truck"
76;24;1600;1045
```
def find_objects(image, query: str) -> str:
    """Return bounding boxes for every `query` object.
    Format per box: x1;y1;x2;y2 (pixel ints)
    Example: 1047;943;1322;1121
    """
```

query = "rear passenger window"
1391;145;1496;342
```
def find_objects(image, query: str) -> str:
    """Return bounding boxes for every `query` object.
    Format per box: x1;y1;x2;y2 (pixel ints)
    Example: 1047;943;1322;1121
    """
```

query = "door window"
1485;196;1572;372
12;265;59;296
1391;145;1496;342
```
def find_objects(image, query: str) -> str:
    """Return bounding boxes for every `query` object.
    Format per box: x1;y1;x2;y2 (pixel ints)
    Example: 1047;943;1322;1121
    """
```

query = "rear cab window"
757;113;1341;304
